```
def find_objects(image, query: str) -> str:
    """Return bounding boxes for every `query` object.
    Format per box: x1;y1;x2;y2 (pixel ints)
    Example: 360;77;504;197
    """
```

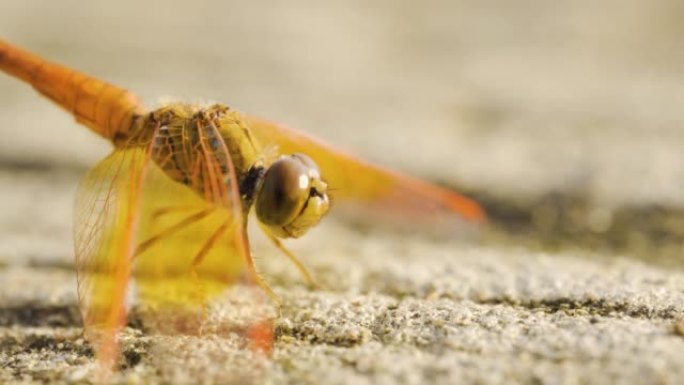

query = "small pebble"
674;320;684;337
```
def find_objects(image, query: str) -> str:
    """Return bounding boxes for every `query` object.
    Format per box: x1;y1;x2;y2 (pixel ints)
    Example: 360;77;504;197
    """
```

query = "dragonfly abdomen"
0;39;145;141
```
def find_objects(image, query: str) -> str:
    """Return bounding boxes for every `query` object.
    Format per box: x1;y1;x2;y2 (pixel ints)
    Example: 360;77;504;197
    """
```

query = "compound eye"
291;153;320;178
255;156;310;227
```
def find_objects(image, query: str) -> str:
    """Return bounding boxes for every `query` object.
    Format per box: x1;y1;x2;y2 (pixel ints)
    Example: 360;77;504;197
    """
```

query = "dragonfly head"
255;153;330;238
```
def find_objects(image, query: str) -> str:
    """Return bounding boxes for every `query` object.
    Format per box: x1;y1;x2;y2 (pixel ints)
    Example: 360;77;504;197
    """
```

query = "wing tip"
389;169;487;224
444;194;487;223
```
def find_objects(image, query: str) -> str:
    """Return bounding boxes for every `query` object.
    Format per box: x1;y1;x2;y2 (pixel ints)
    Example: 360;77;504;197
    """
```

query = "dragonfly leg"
250;267;281;306
188;267;208;336
188;225;220;335
150;205;204;222
238;237;282;306
190;220;230;269
134;208;213;256
190;220;249;335
264;230;320;290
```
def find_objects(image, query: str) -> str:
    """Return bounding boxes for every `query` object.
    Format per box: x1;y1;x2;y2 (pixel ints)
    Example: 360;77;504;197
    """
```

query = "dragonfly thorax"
132;104;262;204
133;103;330;238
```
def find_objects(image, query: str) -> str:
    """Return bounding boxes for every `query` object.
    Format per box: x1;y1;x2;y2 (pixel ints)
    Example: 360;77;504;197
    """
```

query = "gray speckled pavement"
1;1;684;384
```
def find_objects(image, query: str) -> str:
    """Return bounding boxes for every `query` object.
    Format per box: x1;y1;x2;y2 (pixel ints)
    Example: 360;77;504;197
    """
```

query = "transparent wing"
75;116;272;371
247;116;486;225
74;146;151;369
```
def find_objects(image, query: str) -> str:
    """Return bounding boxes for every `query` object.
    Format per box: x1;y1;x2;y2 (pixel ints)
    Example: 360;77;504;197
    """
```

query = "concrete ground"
1;1;683;384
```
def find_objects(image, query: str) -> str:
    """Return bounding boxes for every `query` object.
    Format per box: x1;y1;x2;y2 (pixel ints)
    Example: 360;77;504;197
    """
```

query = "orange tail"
0;39;145;141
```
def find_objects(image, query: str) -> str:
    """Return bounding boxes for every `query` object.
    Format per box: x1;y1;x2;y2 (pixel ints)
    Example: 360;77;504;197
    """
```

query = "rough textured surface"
1;1;684;384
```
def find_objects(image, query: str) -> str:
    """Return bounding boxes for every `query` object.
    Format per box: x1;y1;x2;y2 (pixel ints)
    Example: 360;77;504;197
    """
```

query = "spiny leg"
188;220;231;334
262;227;320;289
191;221;230;269
258;222;321;289
149;204;210;223
238;229;282;306
135;208;213;256
188;219;282;309
248;263;281;307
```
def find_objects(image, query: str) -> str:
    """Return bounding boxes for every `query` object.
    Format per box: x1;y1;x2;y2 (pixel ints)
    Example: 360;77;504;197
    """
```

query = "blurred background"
1;0;683;265
2;2;684;383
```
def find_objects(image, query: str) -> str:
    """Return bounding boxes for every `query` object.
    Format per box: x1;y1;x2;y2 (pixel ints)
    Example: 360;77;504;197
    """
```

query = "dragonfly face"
255;153;330;238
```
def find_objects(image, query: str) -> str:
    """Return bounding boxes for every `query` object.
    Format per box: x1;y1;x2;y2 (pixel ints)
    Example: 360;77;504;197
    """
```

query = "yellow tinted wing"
75;116;271;370
133;152;244;331
134;115;271;343
74;146;151;369
132;112;267;327
246;116;485;223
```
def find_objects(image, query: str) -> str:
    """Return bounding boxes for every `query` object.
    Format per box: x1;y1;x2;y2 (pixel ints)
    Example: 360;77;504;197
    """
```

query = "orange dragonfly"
0;39;485;371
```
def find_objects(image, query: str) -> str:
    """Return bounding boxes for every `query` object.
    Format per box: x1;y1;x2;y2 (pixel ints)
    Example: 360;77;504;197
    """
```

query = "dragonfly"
0;39;485;371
